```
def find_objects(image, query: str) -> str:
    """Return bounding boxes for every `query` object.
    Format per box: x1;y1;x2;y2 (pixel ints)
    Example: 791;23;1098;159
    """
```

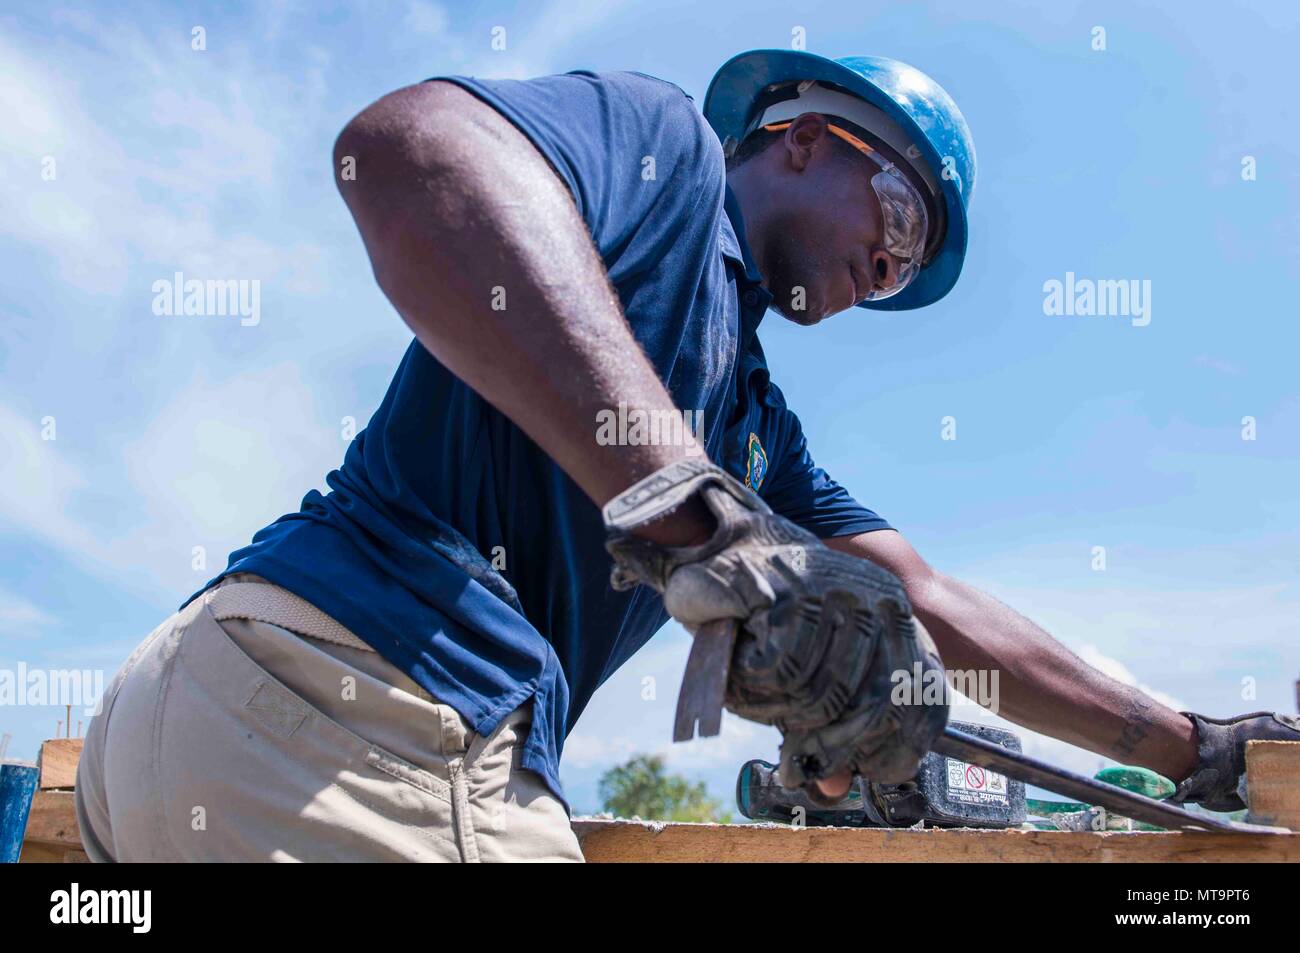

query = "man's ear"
783;112;831;173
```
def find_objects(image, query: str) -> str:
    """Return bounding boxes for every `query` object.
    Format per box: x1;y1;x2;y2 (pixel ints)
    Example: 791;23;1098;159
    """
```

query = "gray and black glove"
1169;710;1300;812
603;459;948;791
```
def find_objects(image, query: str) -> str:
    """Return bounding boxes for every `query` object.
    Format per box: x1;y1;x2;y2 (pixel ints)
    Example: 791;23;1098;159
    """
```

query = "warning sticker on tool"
945;758;1010;806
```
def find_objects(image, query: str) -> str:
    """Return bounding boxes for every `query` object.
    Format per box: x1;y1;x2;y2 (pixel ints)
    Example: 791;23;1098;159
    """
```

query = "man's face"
746;114;908;325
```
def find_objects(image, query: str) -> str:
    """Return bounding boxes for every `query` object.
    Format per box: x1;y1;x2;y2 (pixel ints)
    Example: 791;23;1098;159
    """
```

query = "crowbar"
935;726;1289;835
670;617;1287;834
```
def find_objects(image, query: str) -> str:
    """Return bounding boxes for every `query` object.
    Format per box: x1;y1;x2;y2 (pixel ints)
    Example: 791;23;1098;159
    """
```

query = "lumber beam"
37;738;84;790
22;790;83;848
20;783;1300;862
571;818;1300;863
20;841;90;864
1245;740;1300;830
18;737;1300;862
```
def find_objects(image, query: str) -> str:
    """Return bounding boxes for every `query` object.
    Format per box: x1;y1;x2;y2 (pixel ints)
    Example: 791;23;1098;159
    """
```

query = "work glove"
1169;711;1300;812
603;459;948;793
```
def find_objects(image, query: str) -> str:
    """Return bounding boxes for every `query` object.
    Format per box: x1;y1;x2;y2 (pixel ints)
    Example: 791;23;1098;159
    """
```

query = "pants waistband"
206;574;375;653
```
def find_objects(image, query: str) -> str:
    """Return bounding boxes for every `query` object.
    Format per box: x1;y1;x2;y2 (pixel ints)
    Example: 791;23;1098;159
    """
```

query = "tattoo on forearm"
1113;697;1155;757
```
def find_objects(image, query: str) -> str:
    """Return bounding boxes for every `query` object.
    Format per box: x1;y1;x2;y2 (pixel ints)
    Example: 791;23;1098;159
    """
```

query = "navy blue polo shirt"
188;70;890;806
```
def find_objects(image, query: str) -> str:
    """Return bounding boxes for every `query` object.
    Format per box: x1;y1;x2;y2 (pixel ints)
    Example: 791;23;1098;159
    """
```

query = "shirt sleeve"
429;70;722;261
758;382;893;539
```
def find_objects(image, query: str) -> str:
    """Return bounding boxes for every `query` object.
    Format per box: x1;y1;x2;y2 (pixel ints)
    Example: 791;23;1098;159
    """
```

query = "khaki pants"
75;576;583;862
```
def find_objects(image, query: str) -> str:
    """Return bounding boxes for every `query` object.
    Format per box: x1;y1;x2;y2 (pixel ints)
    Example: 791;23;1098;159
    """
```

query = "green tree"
598;754;731;823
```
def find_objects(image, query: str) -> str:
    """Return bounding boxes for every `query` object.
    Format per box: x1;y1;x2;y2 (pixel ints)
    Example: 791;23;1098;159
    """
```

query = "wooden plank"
22;790;83;847
20;734;1299;862
20;841;90;863
1245;740;1300;830
37;738;84;790
22;773;1299;862
571;818;1300;863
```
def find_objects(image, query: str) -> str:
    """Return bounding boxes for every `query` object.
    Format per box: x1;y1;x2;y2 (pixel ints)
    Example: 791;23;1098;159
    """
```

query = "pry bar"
934;726;1289;835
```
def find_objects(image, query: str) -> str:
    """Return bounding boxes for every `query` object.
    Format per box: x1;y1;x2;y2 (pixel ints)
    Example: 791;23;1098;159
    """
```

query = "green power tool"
738;721;1028;829
1026;766;1175;832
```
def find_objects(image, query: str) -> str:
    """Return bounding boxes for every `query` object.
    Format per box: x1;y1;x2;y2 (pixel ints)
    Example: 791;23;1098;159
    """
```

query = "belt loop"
448;760;480;863
438;705;468;757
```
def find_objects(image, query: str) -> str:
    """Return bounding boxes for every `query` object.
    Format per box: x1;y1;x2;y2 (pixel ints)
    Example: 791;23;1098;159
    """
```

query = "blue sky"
2;0;1297;813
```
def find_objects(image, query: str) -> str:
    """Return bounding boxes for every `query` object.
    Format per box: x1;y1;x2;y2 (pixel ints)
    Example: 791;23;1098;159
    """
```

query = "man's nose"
869;248;900;293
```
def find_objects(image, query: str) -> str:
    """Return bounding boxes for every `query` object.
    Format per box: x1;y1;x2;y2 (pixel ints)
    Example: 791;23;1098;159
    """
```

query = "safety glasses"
763;121;930;301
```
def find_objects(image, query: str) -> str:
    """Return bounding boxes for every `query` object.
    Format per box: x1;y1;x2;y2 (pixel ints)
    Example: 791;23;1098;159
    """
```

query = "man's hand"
1171;711;1300;812
603;460;949;796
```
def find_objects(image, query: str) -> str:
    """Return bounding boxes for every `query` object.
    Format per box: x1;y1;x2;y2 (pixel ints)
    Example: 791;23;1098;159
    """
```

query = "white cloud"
0;402;101;563
405;1;450;39
955;563;1299;713
940;698;1114;779
116;363;340;591
0;358;340;601
0;24;329;298
659;712;778;773
1076;643;1186;713
564;704;776;773
565;624;782;776
0;586;56;639
445;0;635;80
560;732;642;769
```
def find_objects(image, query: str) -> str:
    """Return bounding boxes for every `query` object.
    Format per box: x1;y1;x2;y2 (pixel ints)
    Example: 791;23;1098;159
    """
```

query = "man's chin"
767;279;837;324
775;303;830;326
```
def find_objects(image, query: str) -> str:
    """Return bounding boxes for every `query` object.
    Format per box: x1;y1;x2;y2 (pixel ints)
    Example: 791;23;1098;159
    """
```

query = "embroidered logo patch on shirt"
745;432;768;492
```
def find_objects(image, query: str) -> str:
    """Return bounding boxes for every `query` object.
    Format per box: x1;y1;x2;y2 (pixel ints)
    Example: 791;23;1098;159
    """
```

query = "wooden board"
22;781;1299;863
22;791;84;848
20;841;90;863
19;738;1300;863
571;818;1300;863
1245;740;1300;830
37;738;84;790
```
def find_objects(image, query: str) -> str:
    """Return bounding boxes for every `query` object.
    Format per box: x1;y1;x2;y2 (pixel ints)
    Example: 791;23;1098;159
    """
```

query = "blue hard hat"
704;50;976;311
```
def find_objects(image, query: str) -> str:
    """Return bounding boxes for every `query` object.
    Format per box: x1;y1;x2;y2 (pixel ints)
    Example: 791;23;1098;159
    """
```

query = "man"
76;48;1297;862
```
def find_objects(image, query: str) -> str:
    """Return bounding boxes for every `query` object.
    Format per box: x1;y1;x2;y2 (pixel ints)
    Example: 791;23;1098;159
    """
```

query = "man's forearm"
912;572;1198;780
334;81;709;542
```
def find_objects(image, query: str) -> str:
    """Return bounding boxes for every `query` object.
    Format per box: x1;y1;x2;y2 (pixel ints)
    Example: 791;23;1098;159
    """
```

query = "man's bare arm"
333;81;709;543
826;530;1199;782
